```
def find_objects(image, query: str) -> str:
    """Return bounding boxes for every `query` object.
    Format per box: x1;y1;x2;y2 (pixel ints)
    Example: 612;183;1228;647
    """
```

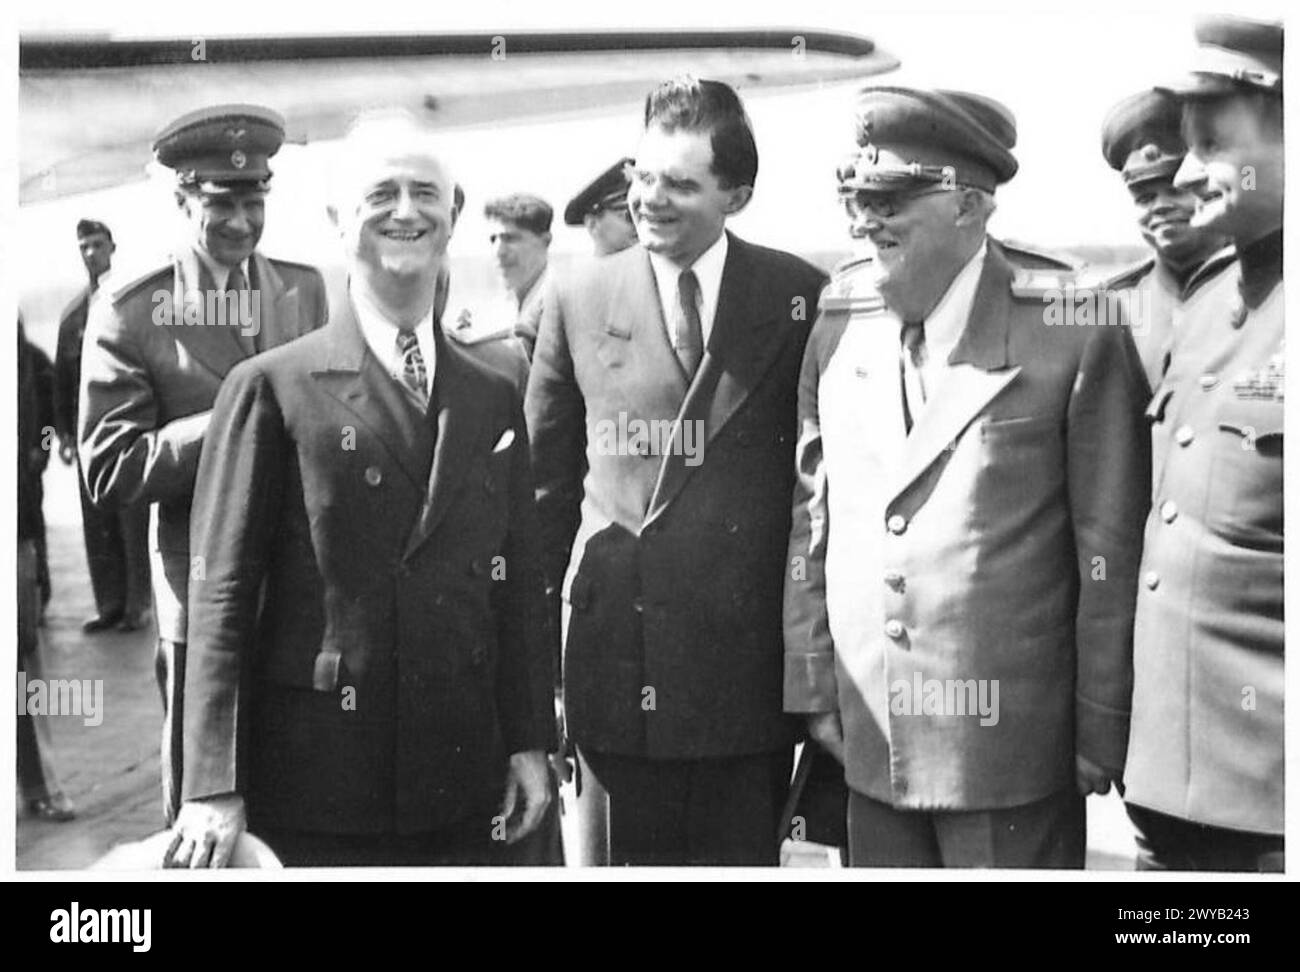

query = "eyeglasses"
840;186;955;221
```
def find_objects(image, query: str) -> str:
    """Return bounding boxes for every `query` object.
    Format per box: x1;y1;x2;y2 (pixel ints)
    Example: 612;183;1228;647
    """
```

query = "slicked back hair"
643;76;758;190
484;194;553;236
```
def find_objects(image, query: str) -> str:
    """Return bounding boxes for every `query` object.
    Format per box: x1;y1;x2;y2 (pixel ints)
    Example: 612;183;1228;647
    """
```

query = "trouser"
1126;803;1284;872
259;818;503;867
17;540;63;802
580;748;793;866
847;786;1086;868
79;471;151;618
157;638;185;826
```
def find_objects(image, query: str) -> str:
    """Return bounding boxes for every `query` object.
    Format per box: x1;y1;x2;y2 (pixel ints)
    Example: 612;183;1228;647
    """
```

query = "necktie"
675;269;704;379
899;319;927;434
396;329;429;405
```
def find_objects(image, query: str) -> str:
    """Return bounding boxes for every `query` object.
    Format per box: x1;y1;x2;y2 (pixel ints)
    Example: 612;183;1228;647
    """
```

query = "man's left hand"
1076;755;1123;797
500;749;552;845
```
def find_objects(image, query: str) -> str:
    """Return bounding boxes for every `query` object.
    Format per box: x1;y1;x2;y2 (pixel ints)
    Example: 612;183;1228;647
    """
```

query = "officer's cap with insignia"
564;157;634;226
837;86;1019;195
1159;14;1283;100
153;104;286;194
1101;90;1186;187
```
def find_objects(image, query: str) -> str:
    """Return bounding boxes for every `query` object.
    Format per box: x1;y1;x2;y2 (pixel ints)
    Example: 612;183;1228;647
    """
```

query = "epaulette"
110;265;172;305
995;237;1083;271
1009;267;1084;299
1184;245;1237;297
267;256;324;275
819;254;887;315
1077;256;1154;293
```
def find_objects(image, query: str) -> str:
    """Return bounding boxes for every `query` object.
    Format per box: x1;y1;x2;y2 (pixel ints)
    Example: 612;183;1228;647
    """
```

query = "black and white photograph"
6;0;1287;897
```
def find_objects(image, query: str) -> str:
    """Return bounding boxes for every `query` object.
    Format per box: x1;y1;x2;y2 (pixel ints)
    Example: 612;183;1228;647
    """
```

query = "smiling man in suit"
526;76;828;866
166;112;555;867
78;105;328;826
783;87;1150;867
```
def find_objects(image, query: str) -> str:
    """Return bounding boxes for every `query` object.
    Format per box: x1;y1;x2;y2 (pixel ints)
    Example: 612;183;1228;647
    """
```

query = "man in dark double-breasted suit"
526;77;828;865
167;112;555;868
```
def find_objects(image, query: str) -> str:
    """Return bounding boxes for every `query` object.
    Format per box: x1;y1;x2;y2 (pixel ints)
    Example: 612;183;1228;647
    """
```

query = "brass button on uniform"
1144;571;1160;590
887;514;907;535
1175;425;1195;446
364;466;383;486
884;619;905;639
1160;500;1178;523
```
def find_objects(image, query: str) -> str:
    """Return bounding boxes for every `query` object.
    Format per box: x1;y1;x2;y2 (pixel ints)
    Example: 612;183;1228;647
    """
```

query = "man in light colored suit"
784;87;1150;867
527;76;827;865
166;111;555;867
78;105;328;826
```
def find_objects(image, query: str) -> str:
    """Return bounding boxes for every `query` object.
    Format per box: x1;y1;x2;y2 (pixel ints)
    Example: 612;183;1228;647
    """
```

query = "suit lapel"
310;298;431;492
888;245;1022;504
645;234;791;525
249;251;308;353
403;335;488;561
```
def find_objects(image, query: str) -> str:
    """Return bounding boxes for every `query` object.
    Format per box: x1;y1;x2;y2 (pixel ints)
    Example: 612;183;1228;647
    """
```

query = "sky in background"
7;0;1290;351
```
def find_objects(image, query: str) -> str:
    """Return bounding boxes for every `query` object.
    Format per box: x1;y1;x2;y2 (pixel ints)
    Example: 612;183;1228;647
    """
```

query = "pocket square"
493;428;516;452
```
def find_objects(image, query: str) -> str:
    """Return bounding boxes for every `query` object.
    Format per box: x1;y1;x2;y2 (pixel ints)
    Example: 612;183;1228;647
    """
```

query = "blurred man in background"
486;193;553;358
564;158;638;257
54;219;153;633
1098;92;1234;392
1124;14;1284;872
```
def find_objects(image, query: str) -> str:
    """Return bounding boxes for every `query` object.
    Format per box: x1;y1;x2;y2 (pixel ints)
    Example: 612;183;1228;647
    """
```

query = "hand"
164;794;246;868
500;750;552;845
58;437;76;466
1076;755;1122;797
806;712;846;766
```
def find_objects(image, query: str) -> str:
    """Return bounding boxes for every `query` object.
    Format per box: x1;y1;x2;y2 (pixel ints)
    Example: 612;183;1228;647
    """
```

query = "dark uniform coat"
182;300;555;834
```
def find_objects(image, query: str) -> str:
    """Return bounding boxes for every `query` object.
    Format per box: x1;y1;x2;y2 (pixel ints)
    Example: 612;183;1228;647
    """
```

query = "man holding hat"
78;103;328;826
1098;90;1235;392
55;218;153;634
564;157;639;257
783;86;1150;867
1123;15;1284;872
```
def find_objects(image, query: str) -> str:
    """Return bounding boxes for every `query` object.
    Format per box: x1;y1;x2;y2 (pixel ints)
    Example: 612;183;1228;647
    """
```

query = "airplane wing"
20;29;899;203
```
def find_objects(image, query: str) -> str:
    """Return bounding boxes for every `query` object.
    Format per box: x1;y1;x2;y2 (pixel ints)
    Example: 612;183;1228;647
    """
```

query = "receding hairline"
333;115;456;202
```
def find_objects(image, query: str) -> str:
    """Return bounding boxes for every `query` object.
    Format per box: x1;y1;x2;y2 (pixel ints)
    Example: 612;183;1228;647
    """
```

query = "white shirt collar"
920;239;988;360
350;285;438;396
647;230;730;347
193;245;250;293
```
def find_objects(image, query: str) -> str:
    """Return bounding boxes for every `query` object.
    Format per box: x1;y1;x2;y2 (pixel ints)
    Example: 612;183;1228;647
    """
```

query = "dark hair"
483;194;553;236
643;76;758;189
77;219;113;242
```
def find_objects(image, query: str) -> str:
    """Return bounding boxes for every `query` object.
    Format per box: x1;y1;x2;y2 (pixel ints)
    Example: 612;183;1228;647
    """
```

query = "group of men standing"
62;12;1281;870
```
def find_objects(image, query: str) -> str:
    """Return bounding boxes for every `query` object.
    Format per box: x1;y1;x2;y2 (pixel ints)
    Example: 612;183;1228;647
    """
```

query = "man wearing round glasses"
783;86;1151;868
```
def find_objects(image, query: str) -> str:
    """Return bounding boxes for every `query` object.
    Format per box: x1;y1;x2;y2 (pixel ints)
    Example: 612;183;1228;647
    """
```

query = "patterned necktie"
395;329;428;404
899;319;927;434
675;269;705;379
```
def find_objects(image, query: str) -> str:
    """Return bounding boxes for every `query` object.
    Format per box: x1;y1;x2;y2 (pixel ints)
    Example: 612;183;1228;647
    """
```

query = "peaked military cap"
1101;90;1186;186
153;104;286;192
837;87;1019;194
1160;14;1283;98
564;157;634;226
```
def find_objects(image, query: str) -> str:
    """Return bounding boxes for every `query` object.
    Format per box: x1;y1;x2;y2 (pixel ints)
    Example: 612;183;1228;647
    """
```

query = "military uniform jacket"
54;285;94;440
1124;265;1284;835
182;302;555;834
783;243;1151;810
78;250;328;642
525;233;828;759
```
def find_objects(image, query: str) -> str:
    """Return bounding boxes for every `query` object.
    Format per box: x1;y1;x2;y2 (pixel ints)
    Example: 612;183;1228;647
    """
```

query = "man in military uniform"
1123;15;1284;872
783;86;1150;867
78;104;328;825
54;219;153;633
1099;91;1235;391
564;158;638;257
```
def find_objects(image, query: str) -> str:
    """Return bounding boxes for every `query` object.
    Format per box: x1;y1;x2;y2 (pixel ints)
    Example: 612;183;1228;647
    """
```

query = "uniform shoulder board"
109;265;172;305
268;257;323;276
1009;267;1083;299
819;254;887;315
1083;257;1155;293
995;238;1082;271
